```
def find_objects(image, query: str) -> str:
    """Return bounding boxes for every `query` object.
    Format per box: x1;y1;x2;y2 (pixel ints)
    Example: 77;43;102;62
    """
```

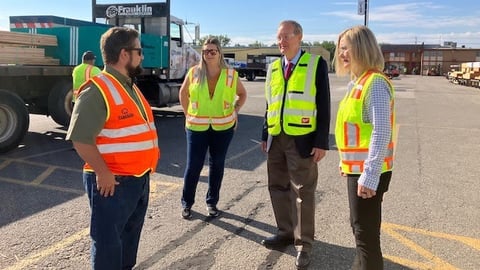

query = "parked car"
384;68;399;79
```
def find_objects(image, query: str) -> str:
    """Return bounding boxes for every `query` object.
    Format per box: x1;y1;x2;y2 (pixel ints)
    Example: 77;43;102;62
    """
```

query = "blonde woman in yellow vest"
334;26;396;270
179;37;247;219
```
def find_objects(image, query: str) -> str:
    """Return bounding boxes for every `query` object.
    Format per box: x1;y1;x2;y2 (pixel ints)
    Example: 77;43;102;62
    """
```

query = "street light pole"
358;0;369;26
364;0;368;26
92;0;96;23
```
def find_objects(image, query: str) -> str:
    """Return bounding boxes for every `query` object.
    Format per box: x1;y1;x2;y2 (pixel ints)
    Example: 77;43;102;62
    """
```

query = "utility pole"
92;0;96;23
364;0;368;26
358;0;368;26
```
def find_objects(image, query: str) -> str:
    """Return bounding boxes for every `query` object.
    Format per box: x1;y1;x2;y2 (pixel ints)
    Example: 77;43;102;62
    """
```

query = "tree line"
197;35;336;62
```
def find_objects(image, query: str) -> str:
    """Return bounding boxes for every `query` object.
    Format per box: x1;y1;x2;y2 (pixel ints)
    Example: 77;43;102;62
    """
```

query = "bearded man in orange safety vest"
66;27;159;270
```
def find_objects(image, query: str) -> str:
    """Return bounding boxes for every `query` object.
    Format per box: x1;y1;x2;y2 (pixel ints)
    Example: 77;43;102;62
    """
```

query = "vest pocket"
288;123;312;128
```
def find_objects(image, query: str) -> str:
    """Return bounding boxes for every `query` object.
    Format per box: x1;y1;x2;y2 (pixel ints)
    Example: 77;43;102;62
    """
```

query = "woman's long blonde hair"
334;25;384;78
197;37;228;84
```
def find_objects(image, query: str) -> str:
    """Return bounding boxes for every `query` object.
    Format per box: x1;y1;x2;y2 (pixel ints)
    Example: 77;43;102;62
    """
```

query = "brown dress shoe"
295;251;311;269
261;235;294;248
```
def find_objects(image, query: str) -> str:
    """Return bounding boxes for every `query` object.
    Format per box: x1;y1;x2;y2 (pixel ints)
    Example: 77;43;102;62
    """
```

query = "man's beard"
127;61;143;78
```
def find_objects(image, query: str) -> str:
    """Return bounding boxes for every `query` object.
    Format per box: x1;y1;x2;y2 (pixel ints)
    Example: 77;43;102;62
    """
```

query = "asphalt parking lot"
0;74;479;270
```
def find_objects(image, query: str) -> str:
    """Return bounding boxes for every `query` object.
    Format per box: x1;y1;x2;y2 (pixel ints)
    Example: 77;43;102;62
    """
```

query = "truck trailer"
0;1;200;153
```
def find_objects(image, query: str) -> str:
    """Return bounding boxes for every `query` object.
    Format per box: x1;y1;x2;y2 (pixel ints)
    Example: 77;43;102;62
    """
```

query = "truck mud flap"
48;81;73;127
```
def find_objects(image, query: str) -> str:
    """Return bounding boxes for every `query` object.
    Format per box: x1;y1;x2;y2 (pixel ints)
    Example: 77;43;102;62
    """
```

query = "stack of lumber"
0;30;59;65
461;62;480;80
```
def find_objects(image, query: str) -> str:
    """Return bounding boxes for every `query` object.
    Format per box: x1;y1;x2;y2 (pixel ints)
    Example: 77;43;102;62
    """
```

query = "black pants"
347;171;392;270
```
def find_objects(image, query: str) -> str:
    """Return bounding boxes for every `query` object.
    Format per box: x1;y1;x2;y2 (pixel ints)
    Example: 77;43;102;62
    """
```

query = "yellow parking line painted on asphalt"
31;167;56;185
0;159;12;170
150;180;181;201
4;228;89;270
0;157;82;173
0;176;84;195
3;178;180;269
384;222;480;251
226;142;261;163
17;147;73;160
382;223;460;269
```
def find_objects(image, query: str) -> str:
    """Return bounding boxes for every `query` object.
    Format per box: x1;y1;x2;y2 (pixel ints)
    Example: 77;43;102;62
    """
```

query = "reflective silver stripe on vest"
265;64;273;105
387;147;394;157
97;74;124;105
226;68;234;87
340;148;394;162
186;115;210;124
99;122;156;138
85;65;92;80
97;139;158;154
346;122;358;147
290;54;317;104
267;110;280;118
287;92;315;103
282;108;317;117
351;165;362;173
270;94;282;104
340;151;369;161
187;113;235;125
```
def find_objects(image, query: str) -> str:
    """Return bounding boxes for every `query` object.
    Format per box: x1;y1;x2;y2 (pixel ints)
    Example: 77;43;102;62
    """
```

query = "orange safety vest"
79;72;160;176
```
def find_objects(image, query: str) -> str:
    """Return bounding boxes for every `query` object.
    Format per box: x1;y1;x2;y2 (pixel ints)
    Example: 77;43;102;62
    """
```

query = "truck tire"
48;81;73;127
0;90;29;153
246;72;256;81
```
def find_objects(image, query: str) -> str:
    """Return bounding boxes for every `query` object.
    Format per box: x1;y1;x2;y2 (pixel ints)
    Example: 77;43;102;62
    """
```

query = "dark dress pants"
348;171;392;270
267;132;318;253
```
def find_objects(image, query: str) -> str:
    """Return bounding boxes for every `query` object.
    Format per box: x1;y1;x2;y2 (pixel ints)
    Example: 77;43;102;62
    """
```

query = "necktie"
285;61;293;79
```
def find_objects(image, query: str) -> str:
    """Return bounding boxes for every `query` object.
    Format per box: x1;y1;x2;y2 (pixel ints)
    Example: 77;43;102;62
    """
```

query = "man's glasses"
126;47;143;56
202;49;218;56
276;33;296;42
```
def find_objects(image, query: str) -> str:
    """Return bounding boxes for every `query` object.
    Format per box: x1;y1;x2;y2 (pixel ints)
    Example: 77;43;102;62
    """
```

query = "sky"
1;0;479;48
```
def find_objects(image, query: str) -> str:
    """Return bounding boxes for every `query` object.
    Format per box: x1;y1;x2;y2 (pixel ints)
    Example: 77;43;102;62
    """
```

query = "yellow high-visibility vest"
335;70;395;174
72;63;101;101
186;67;237;131
265;53;319;136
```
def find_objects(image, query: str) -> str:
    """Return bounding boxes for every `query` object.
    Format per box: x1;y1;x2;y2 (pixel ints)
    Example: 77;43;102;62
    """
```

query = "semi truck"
0;0;200;153
235;54;281;81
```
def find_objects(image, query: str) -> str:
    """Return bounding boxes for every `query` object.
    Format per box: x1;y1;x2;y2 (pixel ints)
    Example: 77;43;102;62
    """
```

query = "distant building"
381;44;480;75
202;44;480;76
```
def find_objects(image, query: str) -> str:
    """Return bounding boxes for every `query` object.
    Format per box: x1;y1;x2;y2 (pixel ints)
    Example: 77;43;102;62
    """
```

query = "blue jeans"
83;172;150;270
181;127;234;209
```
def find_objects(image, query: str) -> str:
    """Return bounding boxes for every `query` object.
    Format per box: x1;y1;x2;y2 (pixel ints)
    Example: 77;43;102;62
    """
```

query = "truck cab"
93;1;200;106
0;1;200;153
